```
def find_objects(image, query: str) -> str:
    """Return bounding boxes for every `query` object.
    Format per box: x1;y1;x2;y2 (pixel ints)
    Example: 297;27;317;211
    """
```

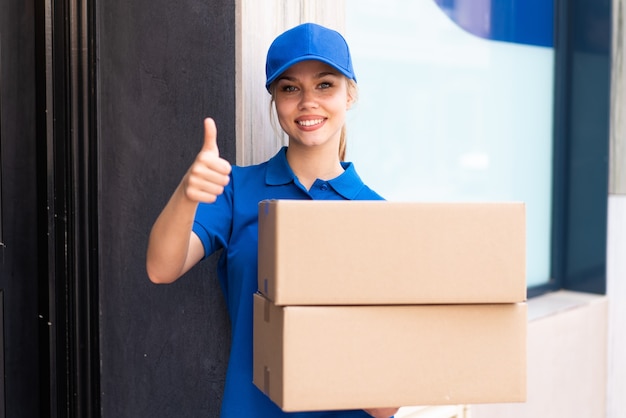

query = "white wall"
607;197;626;418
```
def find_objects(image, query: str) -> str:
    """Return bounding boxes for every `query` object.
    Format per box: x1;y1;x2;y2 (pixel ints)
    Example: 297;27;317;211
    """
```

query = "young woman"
146;23;398;418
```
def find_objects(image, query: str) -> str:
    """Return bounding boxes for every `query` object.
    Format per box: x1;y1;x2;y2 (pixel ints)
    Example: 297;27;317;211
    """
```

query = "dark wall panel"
0;0;41;416
98;1;235;416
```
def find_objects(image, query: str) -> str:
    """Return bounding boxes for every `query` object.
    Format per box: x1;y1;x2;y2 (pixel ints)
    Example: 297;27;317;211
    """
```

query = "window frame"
531;0;611;298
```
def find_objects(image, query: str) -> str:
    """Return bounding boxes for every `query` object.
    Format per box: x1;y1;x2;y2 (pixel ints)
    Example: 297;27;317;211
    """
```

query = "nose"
298;87;319;110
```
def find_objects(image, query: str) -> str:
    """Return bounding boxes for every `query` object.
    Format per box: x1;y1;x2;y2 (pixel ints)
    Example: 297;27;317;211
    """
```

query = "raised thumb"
202;117;219;155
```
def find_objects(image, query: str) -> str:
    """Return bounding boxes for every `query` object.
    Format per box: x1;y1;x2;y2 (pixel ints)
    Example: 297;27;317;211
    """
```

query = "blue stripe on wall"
433;0;554;47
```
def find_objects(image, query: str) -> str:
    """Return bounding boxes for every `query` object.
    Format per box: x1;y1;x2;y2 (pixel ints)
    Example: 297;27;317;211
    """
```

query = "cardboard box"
258;200;526;305
253;293;527;411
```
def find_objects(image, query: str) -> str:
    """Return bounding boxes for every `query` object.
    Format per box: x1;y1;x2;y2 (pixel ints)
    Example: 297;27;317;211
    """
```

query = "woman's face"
273;60;354;152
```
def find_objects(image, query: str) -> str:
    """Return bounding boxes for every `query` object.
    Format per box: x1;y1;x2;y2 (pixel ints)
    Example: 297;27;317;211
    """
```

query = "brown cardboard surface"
253;293;527;412
258;200;526;305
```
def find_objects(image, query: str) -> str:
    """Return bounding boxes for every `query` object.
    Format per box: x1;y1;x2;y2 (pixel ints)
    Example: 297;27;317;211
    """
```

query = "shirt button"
320;183;329;191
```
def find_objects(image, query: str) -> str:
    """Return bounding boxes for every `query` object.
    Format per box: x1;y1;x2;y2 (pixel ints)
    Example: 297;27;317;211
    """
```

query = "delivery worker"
146;22;398;418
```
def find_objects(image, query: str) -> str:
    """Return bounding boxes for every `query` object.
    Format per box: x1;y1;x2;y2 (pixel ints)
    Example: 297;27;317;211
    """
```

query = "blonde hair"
269;78;358;162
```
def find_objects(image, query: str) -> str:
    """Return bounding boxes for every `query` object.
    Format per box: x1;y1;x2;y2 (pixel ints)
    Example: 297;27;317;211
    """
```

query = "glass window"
346;0;554;287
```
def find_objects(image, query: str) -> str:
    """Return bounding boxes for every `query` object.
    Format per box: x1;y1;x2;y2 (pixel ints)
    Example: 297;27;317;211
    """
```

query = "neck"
286;142;344;190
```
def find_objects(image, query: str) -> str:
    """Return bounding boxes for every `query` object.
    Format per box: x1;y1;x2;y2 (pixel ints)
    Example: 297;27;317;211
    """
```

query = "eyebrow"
277;71;339;83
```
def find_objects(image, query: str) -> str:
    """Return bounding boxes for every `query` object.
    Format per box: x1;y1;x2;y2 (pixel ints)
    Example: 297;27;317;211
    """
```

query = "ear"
346;90;355;110
345;79;356;110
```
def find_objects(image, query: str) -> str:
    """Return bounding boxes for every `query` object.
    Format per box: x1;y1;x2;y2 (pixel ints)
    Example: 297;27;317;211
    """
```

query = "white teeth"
298;119;323;127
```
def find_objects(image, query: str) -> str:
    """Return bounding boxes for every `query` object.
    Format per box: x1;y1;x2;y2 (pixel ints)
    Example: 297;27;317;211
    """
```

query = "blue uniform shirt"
192;147;384;418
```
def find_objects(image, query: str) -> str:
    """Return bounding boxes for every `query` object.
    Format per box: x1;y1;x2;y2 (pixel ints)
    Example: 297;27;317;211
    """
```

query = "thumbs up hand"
182;118;232;203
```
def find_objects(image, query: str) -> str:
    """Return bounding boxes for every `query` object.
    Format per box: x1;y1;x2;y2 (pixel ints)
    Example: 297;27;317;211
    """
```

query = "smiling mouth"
297;119;325;127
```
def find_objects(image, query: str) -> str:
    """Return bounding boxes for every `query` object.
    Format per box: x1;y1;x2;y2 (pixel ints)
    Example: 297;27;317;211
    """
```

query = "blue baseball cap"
265;23;357;92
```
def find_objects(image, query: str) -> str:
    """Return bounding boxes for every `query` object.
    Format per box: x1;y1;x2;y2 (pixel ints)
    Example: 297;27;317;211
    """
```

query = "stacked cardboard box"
254;200;527;412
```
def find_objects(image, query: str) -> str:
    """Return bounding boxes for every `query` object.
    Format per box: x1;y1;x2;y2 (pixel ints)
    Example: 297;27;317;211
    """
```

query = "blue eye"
281;85;297;92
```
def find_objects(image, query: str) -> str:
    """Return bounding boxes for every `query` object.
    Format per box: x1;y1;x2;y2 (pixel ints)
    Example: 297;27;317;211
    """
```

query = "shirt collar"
265;146;366;199
328;162;366;199
266;147;297;186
